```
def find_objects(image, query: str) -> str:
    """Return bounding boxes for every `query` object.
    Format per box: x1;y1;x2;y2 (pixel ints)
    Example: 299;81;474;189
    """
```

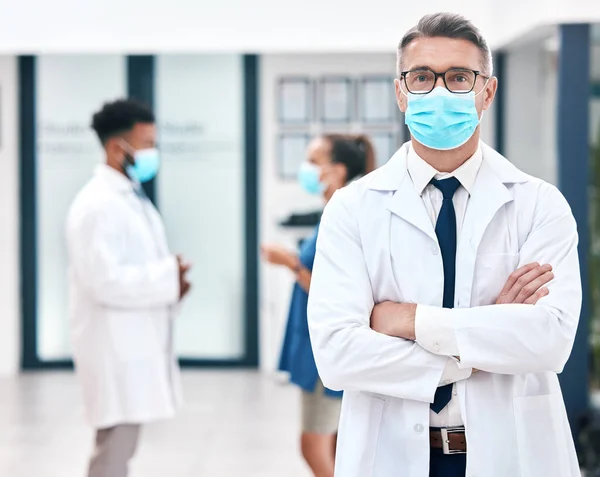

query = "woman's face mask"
298;162;325;195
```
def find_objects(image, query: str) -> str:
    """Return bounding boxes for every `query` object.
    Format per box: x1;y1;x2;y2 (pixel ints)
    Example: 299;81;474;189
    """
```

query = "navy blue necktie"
430;177;461;414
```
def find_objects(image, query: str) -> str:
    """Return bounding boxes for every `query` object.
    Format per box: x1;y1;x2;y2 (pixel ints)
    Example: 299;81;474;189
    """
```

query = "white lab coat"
308;142;582;477
67;165;183;429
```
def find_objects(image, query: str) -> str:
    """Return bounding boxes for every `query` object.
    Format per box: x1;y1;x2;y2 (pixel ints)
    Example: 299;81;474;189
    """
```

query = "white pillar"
0;55;21;375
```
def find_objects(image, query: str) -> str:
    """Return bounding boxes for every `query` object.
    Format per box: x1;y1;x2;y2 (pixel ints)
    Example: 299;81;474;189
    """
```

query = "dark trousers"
429;448;467;477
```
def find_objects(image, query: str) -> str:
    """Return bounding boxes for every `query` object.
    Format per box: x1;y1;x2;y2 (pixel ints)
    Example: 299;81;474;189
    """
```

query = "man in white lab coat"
67;99;191;477
308;13;582;477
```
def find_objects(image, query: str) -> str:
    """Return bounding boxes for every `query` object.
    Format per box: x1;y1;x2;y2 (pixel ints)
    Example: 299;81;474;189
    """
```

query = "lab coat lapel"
135;198;170;258
366;145;438;302
96;166;169;258
369;144;437;243
455;157;513;307
386;175;437;243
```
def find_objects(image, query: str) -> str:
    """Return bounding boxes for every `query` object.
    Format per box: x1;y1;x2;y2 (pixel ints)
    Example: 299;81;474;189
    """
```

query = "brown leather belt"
430;427;467;454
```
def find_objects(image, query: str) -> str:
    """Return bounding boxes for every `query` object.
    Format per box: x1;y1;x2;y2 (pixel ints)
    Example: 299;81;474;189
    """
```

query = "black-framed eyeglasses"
400;67;490;94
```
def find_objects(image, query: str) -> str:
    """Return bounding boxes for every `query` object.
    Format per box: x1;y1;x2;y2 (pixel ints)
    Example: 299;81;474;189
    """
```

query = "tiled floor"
0;370;311;477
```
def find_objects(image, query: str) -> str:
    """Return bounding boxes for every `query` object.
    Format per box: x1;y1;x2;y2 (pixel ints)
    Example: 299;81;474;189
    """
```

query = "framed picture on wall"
368;131;398;168
278;77;312;125
278;133;311;180
360;76;396;123
319;77;353;124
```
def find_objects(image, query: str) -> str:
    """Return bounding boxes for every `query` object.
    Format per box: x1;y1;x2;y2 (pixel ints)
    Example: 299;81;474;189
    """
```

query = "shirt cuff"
438;358;472;386
414;305;460;356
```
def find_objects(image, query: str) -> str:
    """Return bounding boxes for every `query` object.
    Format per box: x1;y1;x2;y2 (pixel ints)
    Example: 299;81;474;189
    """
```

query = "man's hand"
370;302;417;340
496;262;553;305
177;255;192;300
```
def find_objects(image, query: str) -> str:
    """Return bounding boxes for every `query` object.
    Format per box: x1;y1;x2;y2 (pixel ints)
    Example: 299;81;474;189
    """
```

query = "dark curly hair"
91;99;155;145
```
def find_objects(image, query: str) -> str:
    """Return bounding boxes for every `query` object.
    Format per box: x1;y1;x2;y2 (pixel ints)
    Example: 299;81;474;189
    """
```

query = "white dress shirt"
407;143;483;428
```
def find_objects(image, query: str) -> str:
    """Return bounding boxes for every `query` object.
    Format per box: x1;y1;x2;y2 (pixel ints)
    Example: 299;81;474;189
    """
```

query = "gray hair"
396;13;493;77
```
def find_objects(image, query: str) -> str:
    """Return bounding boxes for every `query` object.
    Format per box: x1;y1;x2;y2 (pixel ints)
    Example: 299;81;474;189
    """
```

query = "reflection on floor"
0;370;311;477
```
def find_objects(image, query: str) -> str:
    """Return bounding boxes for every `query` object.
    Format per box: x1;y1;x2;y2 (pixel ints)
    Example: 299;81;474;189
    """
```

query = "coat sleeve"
67;205;180;309
307;186;449;402
415;182;582;375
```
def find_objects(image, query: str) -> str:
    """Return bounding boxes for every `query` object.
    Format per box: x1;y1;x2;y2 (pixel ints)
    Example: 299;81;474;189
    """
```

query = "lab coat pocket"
513;394;570;477
336;393;386;477
106;310;160;361
474;253;519;305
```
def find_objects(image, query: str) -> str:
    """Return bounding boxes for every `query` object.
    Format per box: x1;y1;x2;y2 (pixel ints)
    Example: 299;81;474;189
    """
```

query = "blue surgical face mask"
125;148;160;183
404;87;481;151
298;162;324;195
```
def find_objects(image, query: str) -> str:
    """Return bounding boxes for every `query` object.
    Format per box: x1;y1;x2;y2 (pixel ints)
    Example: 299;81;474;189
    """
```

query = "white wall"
480;90;496;149
490;0;600;49
504;32;559;184
1;0;599;53
0;0;489;53
156;55;246;360
0;56;20;375
259;53;399;374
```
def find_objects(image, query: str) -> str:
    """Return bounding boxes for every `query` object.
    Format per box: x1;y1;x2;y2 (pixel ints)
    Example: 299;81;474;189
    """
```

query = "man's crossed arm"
371;262;554;341
370;262;553;383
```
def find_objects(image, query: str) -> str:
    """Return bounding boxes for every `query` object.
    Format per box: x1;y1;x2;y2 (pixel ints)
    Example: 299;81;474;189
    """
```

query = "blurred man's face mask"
120;141;160;183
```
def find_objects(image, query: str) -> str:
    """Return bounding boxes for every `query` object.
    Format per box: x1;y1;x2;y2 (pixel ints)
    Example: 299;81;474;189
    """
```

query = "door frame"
19;54;260;369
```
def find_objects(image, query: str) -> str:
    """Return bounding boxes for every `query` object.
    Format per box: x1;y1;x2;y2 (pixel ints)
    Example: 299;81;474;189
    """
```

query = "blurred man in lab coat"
308;13;582;477
66;99;191;477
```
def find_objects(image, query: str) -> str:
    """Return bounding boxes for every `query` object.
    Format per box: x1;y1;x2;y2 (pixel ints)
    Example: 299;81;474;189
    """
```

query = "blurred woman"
261;134;376;477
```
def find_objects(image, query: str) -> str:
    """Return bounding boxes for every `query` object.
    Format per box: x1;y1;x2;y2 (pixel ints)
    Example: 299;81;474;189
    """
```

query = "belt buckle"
440;427;466;455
